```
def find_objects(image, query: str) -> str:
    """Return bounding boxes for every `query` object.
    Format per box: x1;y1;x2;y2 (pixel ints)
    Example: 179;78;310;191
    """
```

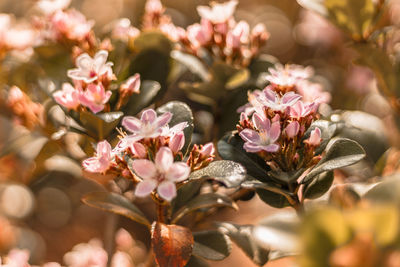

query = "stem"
104;214;118;267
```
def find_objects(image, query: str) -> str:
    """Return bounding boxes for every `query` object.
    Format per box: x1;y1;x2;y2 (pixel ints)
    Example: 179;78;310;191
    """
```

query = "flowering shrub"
1;0;400;266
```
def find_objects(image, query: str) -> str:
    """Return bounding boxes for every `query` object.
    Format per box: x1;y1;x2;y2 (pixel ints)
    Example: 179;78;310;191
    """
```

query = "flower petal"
165;162;190;182
76;53;92;71
269;121;281;142
155;147;173;173
122;116;142;133
131;159;157;179
239;129;260;143
135;180;157;198
252;112;270;131
141;109;157;124
157;181;177;201
97;140;111;158
93;50;108;73
156;112;173;128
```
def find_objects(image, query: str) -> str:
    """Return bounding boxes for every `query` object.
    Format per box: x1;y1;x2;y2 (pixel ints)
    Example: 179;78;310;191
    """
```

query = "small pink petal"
165;162;190;182
131;142;147;158
155;147;173;173
239;129;260;143
285;121;299;138
135;180;157;198
252;112;270;131
141;109;157;124
97;140;111;158
269;121;281;142
156;112;173;128
122;116;142;132
169;132;185;153
200;142;215;157
131;159;157;179
157;181;177;201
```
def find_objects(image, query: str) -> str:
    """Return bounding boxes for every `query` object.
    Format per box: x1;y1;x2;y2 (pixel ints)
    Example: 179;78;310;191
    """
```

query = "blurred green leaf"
225;69;250;90
172;193;238;224
302;138;365;184
185;256;210;267
217;222;270;266
123;80;161;116
256;188;291;209
303;171;334;199
82;192;150;227
189;160;247;188
171;50;209;82
192;230;232;261
157;101;194;156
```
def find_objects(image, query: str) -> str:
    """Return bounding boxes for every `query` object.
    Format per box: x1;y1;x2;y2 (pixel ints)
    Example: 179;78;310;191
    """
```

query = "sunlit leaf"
192;230;231;261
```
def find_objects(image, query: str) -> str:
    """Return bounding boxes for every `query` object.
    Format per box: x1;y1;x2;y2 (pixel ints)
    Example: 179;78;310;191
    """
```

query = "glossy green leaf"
217;222;270;266
303;171;334;199
82;192;150;227
192;230;232;261
218;133;270;182
157;101;194;156
364;175;400;205
172;193;238;224
171;50;209;81
189;160;247;188
302;138;365;184
256;188;291;209
172;178;206;213
79;111;124;140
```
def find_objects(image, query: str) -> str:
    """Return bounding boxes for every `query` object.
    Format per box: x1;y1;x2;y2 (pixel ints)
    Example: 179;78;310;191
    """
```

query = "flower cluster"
53;50;140;114
82;108;215;201
4;86;45;130
180;0;269;67
237;66;324;172
262;64;331;104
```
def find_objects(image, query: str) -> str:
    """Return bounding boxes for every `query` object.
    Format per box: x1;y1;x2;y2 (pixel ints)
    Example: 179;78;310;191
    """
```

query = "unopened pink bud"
200;142;215;157
169;132;185;153
285;121;300;139
307;127;321;146
120;73;141;95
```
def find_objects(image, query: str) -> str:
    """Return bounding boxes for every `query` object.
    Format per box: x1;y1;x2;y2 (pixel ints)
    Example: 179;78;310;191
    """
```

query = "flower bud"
306;127;321;146
200;142;215;157
285;121;300;139
120;73;141;95
169;132;185;153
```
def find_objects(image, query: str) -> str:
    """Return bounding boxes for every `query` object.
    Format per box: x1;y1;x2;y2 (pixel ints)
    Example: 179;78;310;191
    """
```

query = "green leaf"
82;192;150;227
217;222;270;266
256;188;291;209
302;120;338;155
185;256;210;267
364;175;400;205
302;138;365;184
123;80;161;116
303;171;334;199
171;50;209;82
78;111;124;140
189;160;247;188
172;178;206;213
218;133;271;182
157;101;194;156
192;230;232;261
225;68;250;90
172;193;238;224
324;0;376;39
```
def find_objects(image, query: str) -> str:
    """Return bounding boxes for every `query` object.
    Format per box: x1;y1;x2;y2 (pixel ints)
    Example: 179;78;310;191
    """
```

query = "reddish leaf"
151;222;194;267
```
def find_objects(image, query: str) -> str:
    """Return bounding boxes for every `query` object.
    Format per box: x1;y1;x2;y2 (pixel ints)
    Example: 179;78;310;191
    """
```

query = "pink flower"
251;23;269;43
200;142;215;157
36;0;71;15
82;140;113;173
187;20;213;49
79;83;112;113
169;132;185;153
67;50;113;84
120;73;141;94
296;80;331;104
226;21;250;49
258;87;302;112
111;251;133;267
111;18;140;42
53;83;80;110
122;109;172;139
2;249;30;267
51;9;94;41
145;0;164;15
285;121;300;138
159;23;186;42
264;64;314;87
4;27;36;51
289;101;316;119
63;239;108;267
131;147;190;201
239;112;281;153
305;127;321;146
197;0;238;24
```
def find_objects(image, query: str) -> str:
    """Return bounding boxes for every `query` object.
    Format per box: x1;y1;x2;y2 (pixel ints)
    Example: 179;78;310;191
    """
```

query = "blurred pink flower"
145;0;164;15
4;27;36;51
111;251;133;267
3;249;30;267
115;228;134;251
251;23;269;43
296;80;331;104
197;0;238;24
239;112;281;153
63;239;108;267
36;0;71;15
264;64;314;87
67;50;113;84
51;9;94;41
120;73;141;95
82;140;113;173
131;147;190;201
258;87;302;112
187;20;213;49
226;21;250;49
78;83;111;113
285;121;300;139
111;18;140;42
305;127;322;146
159;23;186;42
122;109;172;139
53;83;80;110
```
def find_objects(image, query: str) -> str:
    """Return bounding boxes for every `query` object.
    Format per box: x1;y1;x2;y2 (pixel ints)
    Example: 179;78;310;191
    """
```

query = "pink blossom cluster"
0;14;37;58
82;109;215;201
0;229;141;267
262;64;331;104
53;50;140;114
180;0;269;67
237;66;324;171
